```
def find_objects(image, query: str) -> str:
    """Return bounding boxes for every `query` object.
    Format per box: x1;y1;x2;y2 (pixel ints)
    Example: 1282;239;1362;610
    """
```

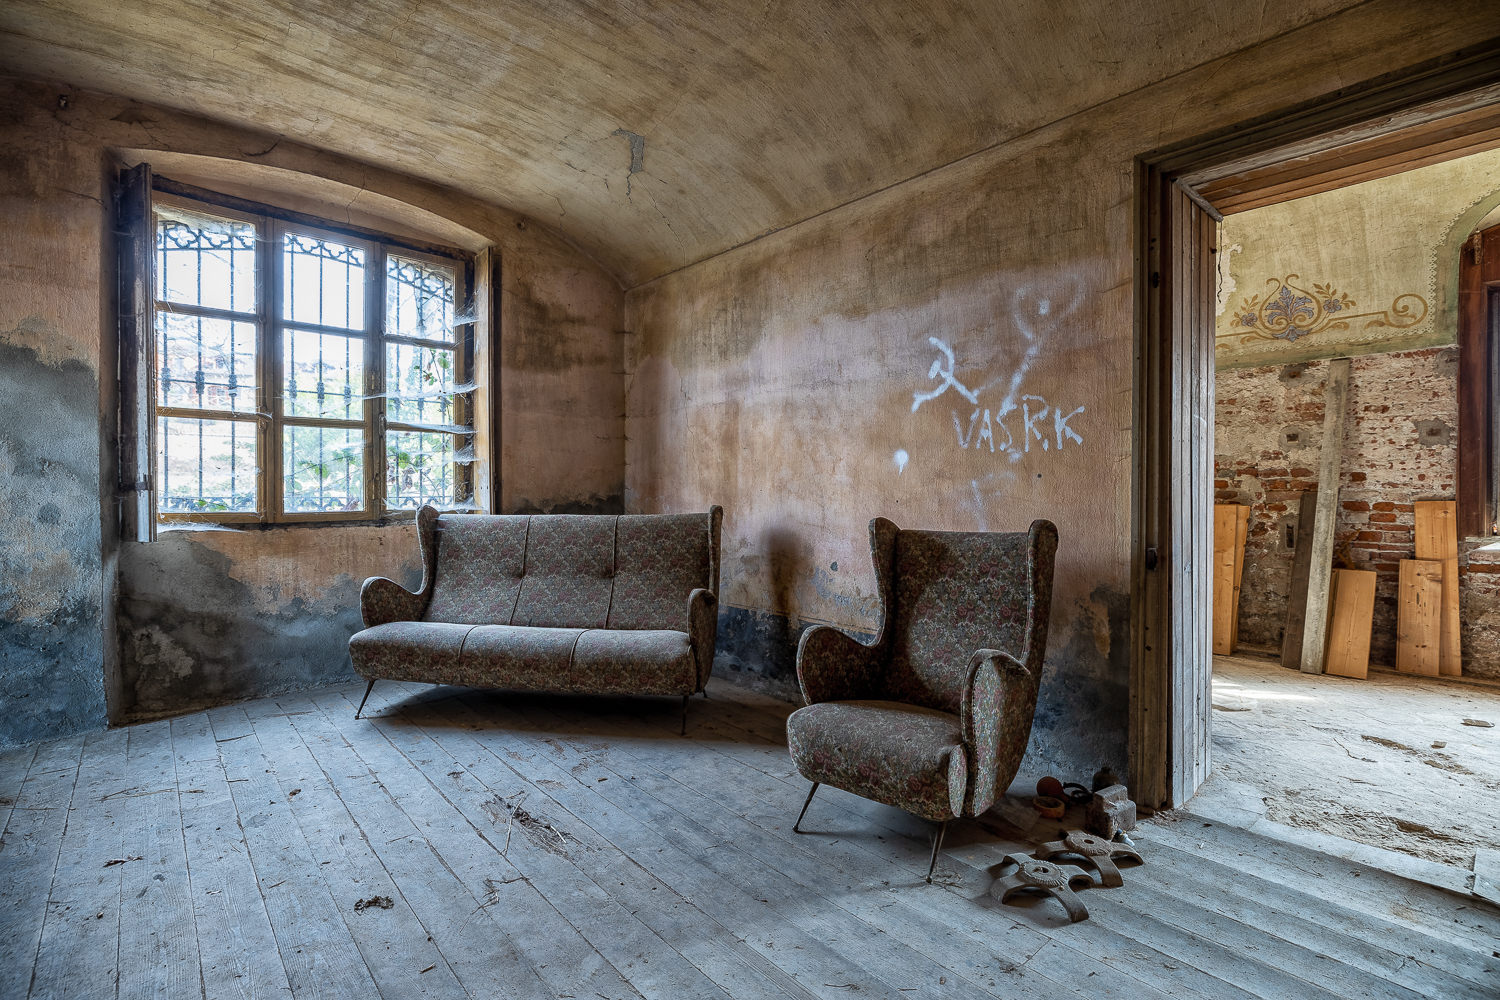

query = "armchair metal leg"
925;820;950;883
681;694;689;735
355;679;377;720
793;782;820;833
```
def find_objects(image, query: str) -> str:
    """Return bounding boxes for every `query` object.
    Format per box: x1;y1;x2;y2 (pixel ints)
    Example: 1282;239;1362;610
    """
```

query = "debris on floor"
1086;783;1137;840
353;895;394;911
1035;830;1143;887
102;855;143;867
1032;795;1065;818
1463;719;1494;728
990;852;1095;922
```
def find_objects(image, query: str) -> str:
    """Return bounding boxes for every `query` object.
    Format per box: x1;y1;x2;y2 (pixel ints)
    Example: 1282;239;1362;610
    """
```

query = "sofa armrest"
795;626;883;705
361;576;427;628
959;648;1037;816
687;587;718;691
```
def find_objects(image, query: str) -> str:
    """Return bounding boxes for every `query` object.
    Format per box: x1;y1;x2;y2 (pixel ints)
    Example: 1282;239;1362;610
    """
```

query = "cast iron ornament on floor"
1033;830;1144;887
989;852;1095;923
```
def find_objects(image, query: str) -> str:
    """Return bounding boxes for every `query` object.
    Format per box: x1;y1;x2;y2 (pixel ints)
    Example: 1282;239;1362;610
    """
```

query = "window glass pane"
284;233;365;330
155;207;257;312
385;342;457;427
156;416;258;513
156;313;257;413
283;329;364;420
386;255;455;342
283;424;364;513
386;430;455;509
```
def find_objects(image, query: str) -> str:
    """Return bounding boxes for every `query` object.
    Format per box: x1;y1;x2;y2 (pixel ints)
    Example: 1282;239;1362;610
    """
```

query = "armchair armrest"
687;588;718;691
796;625;884;705
959;648;1038;816
361;577;427;628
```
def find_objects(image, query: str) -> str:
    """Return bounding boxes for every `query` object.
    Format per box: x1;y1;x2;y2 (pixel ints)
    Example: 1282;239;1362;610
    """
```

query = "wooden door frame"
1130;39;1500;810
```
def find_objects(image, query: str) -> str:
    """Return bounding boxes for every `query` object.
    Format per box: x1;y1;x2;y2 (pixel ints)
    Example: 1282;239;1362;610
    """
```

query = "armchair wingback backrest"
417;506;723;630
882;520;1058;713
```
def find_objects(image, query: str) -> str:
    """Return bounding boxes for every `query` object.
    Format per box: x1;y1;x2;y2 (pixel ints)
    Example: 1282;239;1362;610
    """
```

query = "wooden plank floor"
3;678;1497;1000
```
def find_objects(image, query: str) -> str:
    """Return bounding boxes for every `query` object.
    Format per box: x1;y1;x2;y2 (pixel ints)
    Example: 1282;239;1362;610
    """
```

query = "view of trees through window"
152;196;472;521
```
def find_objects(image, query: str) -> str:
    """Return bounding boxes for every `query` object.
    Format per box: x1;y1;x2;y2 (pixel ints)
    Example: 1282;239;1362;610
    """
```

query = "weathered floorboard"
169;712;293;1000
0;734;86;1000
26;727;131;1000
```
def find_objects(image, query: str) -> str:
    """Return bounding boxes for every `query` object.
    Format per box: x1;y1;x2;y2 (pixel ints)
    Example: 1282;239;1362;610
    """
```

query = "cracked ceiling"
0;0;1366;287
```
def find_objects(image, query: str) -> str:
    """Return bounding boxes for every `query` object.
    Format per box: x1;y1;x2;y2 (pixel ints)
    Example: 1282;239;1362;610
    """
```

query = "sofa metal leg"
925;819;949;883
793;782;820;833
681;694;689;735
355;679;377;720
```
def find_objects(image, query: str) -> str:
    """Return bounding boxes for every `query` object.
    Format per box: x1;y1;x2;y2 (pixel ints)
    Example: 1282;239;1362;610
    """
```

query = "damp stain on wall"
0;337;107;748
116;525;422;719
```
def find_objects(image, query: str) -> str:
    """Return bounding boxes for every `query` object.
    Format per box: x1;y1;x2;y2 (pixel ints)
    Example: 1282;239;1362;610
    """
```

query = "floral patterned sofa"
786;517;1057;879
349;505;723;727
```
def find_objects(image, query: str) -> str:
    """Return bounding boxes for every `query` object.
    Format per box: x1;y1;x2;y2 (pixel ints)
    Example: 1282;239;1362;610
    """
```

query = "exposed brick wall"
1214;347;1496;678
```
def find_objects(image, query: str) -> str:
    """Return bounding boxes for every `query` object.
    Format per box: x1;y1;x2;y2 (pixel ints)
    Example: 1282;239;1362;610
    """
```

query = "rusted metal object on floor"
1034;830;1143;888
990;852;1094;923
1086;783;1137;839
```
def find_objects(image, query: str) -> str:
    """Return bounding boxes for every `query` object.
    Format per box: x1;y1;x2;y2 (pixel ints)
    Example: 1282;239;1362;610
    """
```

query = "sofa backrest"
608;514;715;630
424;514;529;624
421;508;721;631
882;522;1056;713
511;515;618;628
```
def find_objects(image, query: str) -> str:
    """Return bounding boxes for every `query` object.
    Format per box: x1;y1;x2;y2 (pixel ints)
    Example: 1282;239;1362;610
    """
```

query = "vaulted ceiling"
1;0;1363;286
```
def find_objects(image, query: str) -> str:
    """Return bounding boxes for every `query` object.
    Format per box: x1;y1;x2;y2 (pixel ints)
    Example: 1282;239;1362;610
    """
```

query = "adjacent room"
2;4;1498;999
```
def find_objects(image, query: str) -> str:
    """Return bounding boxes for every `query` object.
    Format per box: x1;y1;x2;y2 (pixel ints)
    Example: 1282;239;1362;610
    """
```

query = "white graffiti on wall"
911;337;977;412
913;337;1085;461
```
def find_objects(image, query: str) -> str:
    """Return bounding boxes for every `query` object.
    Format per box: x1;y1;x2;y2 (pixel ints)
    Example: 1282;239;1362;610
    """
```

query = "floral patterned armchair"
785;517;1057;880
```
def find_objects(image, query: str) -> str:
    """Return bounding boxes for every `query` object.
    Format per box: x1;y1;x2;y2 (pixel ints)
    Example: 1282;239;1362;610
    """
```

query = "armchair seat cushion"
786;700;968;822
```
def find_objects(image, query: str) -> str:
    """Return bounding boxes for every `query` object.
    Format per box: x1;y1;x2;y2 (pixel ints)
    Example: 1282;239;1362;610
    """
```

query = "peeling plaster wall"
1213;146;1500;677
0;104;111;747
118;526;421;718
623;4;1497;782
625;142;1129;780
0;77;624;744
1212;351;1500;678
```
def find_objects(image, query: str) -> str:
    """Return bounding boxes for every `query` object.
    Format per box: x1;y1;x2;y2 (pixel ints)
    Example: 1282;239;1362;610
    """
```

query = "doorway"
1130;39;1500;817
1203;145;1500;863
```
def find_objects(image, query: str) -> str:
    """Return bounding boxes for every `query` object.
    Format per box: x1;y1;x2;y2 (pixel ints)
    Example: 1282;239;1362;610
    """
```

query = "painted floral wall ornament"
1229;274;1426;344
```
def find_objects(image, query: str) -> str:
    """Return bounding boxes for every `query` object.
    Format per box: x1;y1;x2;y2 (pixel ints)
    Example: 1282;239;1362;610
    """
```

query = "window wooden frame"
147;181;476;526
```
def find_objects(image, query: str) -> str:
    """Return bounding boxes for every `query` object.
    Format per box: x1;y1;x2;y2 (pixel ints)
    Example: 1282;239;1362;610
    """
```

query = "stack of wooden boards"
1212;504;1250;655
1223;499;1463;679
1397;500;1461;677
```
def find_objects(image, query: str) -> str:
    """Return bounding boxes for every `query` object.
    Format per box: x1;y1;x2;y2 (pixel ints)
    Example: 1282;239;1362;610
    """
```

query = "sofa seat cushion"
786;700;967;822
569;629;697;696
350;622;474;683
459;625;587;690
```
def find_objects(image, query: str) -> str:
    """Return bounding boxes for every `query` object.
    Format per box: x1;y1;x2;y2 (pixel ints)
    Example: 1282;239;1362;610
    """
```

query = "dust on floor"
1209;653;1500;867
